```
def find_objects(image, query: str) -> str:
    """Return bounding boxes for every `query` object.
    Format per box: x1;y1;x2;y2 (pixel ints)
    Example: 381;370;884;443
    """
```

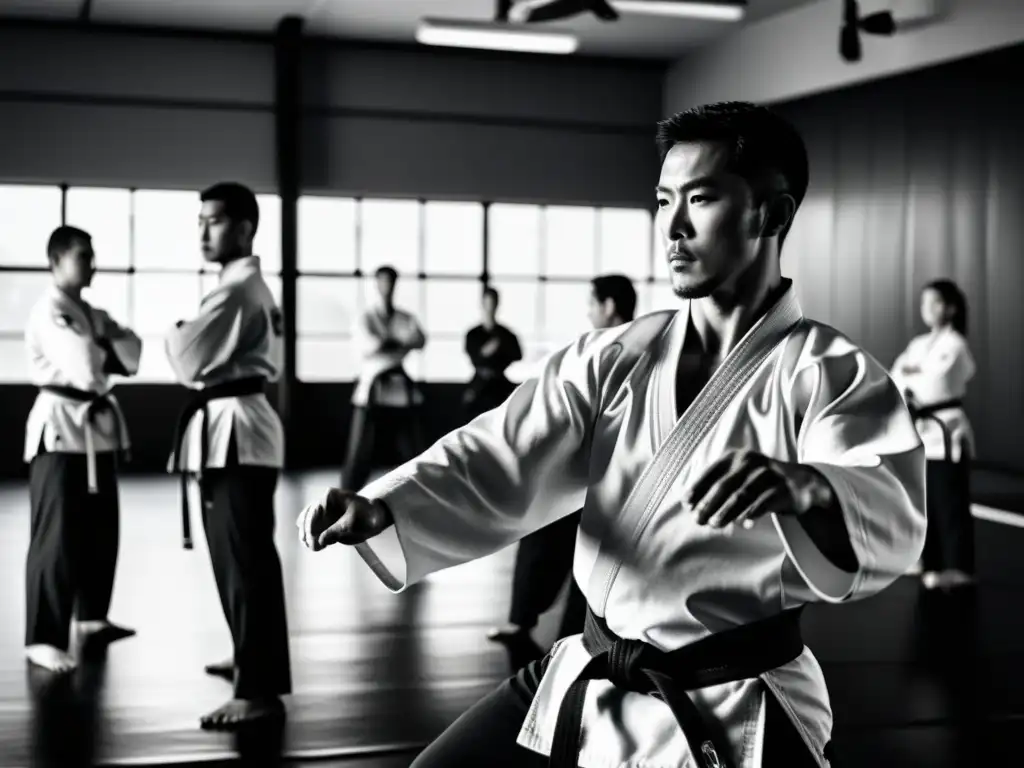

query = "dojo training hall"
1;0;1023;766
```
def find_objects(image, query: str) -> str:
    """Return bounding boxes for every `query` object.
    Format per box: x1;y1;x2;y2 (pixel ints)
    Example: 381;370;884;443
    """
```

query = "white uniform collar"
219;254;261;283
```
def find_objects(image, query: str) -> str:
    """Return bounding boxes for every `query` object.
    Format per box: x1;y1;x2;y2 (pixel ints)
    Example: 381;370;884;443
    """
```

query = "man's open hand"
296;489;394;551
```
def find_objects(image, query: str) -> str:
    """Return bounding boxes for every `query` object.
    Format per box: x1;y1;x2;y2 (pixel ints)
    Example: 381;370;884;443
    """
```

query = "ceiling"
0;0;820;59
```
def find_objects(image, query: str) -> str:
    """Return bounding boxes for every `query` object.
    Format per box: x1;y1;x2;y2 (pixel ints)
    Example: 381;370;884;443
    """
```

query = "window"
486;279;540;340
133;189;202;271
359;198;420;276
541;281;591;346
0;271;51;334
132;273;202;336
423;201;484;276
0;185;62;267
65;187;132;269
296;338;359;382
488;204;541;277
598;208;652;280
254;194;282;275
420;338;473;382
298;196;357;273
296;276;362;336
84;273;132;328
424;279;486;336
543;206;596;278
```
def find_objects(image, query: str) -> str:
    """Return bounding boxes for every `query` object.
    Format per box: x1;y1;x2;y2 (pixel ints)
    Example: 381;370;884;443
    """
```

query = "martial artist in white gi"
24;225;141;673
341;265;426;492
891;279;976;590
165;183;291;730
297;102;927;767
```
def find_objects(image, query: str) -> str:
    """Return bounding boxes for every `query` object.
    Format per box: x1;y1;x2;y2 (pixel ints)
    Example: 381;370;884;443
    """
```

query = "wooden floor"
1;471;1024;767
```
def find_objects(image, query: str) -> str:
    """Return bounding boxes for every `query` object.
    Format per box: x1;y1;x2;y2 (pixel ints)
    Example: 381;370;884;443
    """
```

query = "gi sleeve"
164;285;245;384
27;303;107;391
400;315;426;351
353;332;613;592
774;331;927;604
93;309;142;376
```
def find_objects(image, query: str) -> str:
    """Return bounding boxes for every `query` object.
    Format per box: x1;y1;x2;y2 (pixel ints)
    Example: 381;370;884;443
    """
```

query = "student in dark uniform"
23;225;141;673
463;286;523;420
486;274;637;654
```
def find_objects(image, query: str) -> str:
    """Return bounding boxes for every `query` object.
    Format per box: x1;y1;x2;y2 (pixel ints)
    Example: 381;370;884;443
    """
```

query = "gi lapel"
587;285;805;616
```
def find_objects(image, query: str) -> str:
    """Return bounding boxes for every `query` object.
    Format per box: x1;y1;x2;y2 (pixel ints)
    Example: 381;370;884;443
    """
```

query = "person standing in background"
342;265;427;494
23;225;141;673
892;279;977;590
463;286;523;420
485;274;637;656
165;182;291;730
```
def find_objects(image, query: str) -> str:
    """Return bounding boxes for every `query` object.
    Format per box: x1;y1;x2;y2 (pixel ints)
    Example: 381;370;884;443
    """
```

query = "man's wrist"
782;462;836;516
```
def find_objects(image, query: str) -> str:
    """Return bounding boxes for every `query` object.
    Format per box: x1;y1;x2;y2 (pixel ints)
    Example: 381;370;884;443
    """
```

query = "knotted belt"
168;376;266;549
908;397;963;462
39;384;129;495
549;607;805;768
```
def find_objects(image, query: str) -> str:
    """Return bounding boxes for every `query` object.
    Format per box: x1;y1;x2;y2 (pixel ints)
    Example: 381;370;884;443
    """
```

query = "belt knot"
605;638;648;692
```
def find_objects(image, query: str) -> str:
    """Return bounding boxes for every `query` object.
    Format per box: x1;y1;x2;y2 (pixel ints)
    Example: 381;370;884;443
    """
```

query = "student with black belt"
165;182;290;730
23;225;141;673
891;279;977;590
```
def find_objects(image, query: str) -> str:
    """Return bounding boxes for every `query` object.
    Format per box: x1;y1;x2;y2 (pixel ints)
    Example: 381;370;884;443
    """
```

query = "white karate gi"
24;285;142;487
351;304;426;408
164;255;284;472
890;326;976;462
351;284;927;768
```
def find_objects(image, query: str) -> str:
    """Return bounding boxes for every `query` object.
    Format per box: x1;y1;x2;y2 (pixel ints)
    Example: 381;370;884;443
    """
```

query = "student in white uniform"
297;102;926;767
891;279;976;590
23;225;141;673
341;265;426;493
487;275;636;657
165;183;291;730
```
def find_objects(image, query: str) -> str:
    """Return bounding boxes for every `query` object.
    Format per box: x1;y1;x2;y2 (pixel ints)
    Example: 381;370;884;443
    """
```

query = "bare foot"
204;659;235;682
25;645;76;673
199;697;284;731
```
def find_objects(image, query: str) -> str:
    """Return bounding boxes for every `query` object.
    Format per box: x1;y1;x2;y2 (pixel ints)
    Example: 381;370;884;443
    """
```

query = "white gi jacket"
890;326;976;462
164;255;284;471
350;283;926;768
24;285;142;481
351;303;426;408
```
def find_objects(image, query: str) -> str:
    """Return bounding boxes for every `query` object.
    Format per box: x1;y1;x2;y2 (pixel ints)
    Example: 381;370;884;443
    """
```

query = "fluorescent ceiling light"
416;18;578;54
612;0;746;21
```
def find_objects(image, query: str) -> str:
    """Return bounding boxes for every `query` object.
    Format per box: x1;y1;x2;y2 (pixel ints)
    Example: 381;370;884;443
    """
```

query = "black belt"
168;377;266;549
549;607;805;768
40;384;128;494
909;398;963;462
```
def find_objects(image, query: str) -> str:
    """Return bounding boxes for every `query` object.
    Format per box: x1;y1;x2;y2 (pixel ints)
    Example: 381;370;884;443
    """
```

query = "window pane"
297;276;361;336
423;279;484;335
598;208;651;281
132;273;201;335
0;271;50;333
254;194;281;274
298;196;358;273
296;338;358;381
359;199;419;276
652;219;670;281
487;279;540;339
0;338;28;382
544;206;596;279
135;334;176;382
403;349;423;381
640;281;678;317
0;185;62;267
541;281;591;343
84;273;131;327
488;204;540;277
420;337;474;382
361;275;424;321
133;189;201;271
423;201;483;276
65;187;132;269
506;337;550;383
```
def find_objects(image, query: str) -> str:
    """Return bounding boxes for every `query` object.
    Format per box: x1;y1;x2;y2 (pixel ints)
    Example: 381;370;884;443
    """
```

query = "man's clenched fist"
296;488;394;551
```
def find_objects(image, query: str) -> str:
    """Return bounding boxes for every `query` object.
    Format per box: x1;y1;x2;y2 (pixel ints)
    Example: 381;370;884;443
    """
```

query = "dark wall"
773;43;1024;473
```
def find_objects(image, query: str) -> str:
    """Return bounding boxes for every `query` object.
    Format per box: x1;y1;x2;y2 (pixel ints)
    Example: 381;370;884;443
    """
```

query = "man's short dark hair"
375;265;398;282
591;274;637;322
47;225;91;265
483;286;499;305
655;102;809;245
200;182;260;236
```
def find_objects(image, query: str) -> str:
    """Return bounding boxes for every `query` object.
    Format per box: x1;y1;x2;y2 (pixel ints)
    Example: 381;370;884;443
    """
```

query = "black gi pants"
410;655;823;767
342;405;421;493
25;451;120;650
922;458;975;574
199;440;292;699
509;512;586;640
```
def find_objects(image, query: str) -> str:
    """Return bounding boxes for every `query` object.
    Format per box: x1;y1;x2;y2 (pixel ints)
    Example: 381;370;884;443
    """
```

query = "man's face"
199;200;248;264
376;274;395;302
482;293;497;322
587;291;615;330
655;141;765;300
53;237;95;289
